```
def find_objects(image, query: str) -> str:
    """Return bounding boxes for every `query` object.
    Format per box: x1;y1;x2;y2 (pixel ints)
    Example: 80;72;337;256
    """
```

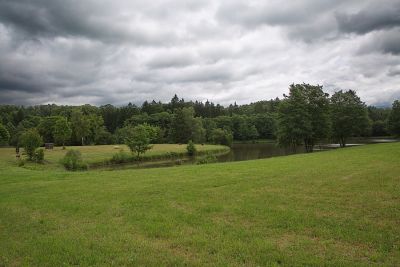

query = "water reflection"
219;138;398;163
217;143;305;162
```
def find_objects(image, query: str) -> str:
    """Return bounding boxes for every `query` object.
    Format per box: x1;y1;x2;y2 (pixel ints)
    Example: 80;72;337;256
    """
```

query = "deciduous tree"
0;123;10;145
277;84;330;152
388;100;400;136
124;124;155;159
70;110;90;146
53;117;72;149
331;90;370;147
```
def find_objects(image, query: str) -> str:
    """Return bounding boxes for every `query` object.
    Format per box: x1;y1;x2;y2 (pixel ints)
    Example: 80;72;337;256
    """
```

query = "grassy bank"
1;144;229;170
0;143;399;266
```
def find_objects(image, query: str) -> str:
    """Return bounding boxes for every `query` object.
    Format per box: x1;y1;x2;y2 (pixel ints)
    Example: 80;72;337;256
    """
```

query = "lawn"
0;144;229;170
0;143;399;266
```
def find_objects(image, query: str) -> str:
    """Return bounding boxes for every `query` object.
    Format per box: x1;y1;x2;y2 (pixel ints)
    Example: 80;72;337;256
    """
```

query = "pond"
217;142;303;162
102;138;398;170
219;138;399;163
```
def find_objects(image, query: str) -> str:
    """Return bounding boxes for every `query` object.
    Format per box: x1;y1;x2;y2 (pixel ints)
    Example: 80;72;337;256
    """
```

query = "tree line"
0;86;399;151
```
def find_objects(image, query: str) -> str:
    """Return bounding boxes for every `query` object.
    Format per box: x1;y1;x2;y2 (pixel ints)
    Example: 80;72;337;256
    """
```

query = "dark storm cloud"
380;36;400;55
0;0;399;106
388;66;400;77
135;63;236;84
358;29;400;55
0;74;45;94
0;0;176;45
336;1;400;34
146;50;197;69
216;0;343;28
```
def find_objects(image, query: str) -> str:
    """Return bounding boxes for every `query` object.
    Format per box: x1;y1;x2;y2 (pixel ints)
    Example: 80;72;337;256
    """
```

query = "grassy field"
0;144;229;170
0;143;399;266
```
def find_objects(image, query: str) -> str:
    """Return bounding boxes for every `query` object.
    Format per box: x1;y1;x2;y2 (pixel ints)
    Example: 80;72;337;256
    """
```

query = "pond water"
219;138;398;163
217;143;304;162
102;138;398;170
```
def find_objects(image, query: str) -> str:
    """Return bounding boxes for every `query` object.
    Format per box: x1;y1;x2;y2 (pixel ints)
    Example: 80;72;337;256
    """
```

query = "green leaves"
0;123;10;145
331;90;371;146
53;117;72;148
388;100;400;136
19;129;43;160
170;107;206;143
124;124;158;158
277;83;330;152
186;140;197;156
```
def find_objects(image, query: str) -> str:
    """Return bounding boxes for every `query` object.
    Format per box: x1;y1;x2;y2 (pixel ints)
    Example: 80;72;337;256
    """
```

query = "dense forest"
0;84;399;151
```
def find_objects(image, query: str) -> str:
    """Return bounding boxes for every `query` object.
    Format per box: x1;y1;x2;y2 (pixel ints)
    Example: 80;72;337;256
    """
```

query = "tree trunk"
136;151;141;166
304;139;314;153
340;137;346;147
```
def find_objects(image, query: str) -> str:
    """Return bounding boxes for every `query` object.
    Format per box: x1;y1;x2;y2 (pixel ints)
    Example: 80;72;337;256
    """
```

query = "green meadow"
1;144;228;170
0;143;399;266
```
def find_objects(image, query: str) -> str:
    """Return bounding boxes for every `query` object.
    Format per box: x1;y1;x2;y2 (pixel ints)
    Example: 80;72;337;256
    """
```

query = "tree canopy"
388;100;400;137
0;91;394;150
277;84;330;152
124;124;158;159
0;123;10;145
53;117;72;149
330;90;371;147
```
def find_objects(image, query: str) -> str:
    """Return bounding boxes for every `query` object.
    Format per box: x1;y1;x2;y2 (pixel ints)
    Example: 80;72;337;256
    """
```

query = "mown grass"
0;143;399;266
1;144;229;170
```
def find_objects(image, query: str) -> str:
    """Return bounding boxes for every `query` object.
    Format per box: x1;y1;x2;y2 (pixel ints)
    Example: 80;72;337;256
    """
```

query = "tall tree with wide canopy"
70;110;90;146
277;84;330;152
331;90;371;147
53;117;72;149
169;107;205;143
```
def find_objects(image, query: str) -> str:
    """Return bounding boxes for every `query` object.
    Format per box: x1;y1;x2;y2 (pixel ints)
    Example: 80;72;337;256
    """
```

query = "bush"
17;158;25;167
196;152;217;165
186;140;196;156
61;150;88;171
166;152;179;158
33;148;44;163
111;150;131;163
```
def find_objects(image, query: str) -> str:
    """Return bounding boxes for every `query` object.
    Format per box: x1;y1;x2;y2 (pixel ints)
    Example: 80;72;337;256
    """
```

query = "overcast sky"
0;0;399;107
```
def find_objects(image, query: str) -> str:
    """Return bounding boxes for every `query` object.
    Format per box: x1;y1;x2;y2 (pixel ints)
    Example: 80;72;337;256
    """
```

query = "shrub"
166;152;179;158
197;152;217;165
33;148;44;163
186;140;196;156
111;150;131;163
19;129;43;161
61;150;87;171
17;159;25;167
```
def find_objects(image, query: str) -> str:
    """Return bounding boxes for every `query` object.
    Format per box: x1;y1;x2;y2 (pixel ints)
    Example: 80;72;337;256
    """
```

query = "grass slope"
0;143;399;266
